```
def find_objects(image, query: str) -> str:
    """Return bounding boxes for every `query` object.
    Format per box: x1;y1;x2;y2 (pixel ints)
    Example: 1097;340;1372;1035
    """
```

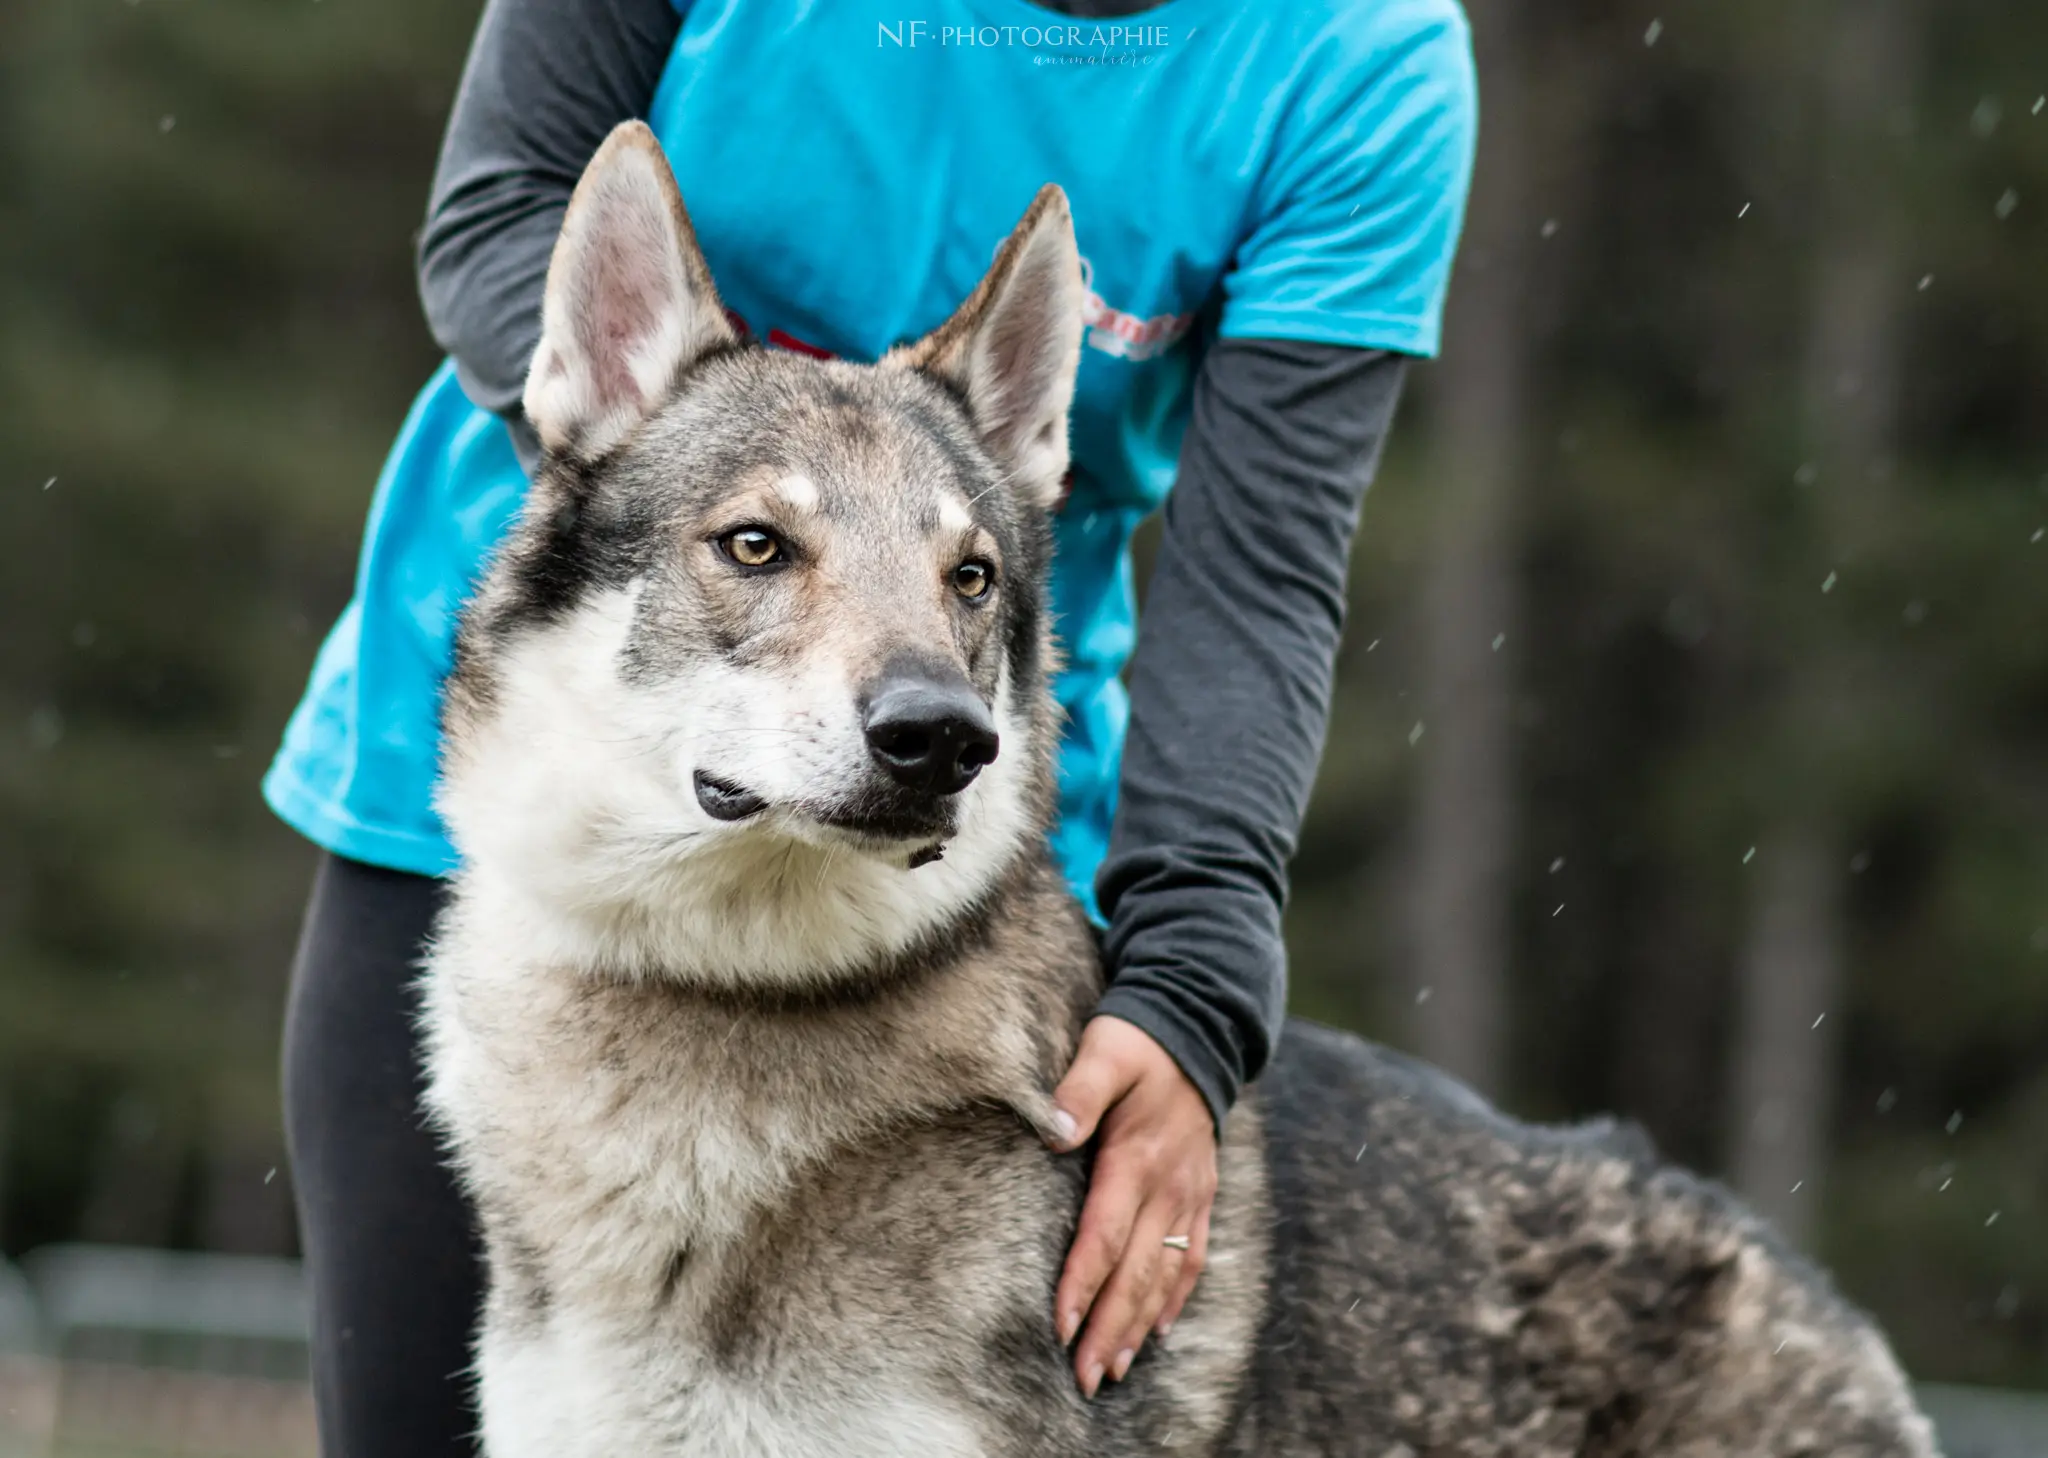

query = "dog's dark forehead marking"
799;393;990;500
668;361;1009;538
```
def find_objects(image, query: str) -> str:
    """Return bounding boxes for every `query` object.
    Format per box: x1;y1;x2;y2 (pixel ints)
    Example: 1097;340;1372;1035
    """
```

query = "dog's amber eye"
952;560;994;600
719;528;784;568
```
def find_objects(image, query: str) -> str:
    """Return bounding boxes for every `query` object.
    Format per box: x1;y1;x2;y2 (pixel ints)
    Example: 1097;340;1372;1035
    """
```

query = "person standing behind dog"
267;1;1475;1451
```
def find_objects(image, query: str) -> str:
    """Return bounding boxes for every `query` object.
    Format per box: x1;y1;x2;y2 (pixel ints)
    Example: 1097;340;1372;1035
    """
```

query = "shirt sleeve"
1094;339;1407;1128
1218;1;1477;358
416;0;682;472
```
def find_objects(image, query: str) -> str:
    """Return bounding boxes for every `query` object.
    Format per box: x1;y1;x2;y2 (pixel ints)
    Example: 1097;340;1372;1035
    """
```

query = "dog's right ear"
883;185;1084;512
522;121;736;463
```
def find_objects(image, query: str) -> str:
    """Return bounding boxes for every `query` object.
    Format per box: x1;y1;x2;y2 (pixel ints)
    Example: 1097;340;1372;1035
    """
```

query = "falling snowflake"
1918;274;1934;292
1743;846;1756;864
1408;721;1425;746
1995;188;2020;220
1643;18;1663;46
1821;570;1838;593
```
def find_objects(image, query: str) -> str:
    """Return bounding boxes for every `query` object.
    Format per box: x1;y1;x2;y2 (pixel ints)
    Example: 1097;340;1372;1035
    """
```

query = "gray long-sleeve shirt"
418;0;1407;1126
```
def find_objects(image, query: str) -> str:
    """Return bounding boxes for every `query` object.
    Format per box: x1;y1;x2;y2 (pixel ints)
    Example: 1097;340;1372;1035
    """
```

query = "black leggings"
282;852;482;1457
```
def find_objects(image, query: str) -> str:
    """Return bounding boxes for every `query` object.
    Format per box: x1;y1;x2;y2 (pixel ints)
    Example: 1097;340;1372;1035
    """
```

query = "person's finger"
1075;1197;1180;1395
1122;1187;1196;1351
1047;1024;1136;1150
1117;1198;1193;1365
1053;1160;1142;1356
1154;1204;1211;1337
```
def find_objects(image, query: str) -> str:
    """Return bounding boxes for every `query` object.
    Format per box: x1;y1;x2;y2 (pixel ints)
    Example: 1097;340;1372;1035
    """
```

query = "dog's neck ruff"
449;835;1030;997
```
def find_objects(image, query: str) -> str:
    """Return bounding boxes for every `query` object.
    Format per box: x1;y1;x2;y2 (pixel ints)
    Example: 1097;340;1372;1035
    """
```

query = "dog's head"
439;123;1084;989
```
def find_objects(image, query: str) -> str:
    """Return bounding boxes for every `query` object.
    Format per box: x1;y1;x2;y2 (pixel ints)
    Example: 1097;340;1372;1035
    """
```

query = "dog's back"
1228;1021;1937;1456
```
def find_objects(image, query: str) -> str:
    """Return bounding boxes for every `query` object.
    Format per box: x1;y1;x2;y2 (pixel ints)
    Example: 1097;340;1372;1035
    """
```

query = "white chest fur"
477;1314;992;1458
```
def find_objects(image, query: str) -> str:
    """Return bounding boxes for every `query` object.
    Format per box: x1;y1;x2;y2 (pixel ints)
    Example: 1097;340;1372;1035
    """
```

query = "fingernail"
1082;1359;1104;1397
1155;1319;1174;1339
1059;1308;1080;1346
1113;1348;1135;1381
1051;1108;1078;1146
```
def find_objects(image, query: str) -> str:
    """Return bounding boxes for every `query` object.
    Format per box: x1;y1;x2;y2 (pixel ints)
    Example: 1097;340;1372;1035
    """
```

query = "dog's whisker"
812;840;841;894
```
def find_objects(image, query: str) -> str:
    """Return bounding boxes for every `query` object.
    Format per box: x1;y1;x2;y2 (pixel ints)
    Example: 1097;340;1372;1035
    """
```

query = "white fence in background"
0;1246;313;1458
0;1246;2043;1457
1919;1383;2048;1458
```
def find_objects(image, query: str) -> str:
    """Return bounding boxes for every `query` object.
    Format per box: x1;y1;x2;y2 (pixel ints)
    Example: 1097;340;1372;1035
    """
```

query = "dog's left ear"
885;185;1084;511
523;121;737;463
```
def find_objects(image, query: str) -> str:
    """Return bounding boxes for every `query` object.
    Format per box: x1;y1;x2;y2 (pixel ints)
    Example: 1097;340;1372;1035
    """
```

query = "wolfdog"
419;122;1939;1457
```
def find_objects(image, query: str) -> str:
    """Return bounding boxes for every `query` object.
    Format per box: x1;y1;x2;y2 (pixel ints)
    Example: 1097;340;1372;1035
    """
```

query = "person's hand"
1044;1015;1218;1398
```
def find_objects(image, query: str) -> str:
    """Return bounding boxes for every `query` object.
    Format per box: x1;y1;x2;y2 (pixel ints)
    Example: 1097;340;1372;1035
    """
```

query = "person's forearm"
417;0;680;471
1094;338;1407;1126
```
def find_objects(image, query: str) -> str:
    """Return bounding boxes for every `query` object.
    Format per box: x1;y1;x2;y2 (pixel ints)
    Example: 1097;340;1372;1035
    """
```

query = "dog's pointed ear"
885;185;1084;511
522;121;737;462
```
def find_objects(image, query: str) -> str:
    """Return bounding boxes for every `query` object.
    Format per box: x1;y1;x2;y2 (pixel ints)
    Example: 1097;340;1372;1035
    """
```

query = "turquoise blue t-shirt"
264;0;1476;918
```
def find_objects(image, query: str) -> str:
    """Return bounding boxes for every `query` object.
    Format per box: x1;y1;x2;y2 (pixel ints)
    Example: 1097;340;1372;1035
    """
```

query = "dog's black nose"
862;671;1000;795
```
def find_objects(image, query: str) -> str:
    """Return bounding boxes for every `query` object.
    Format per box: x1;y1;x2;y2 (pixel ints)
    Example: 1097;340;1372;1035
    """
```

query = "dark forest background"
1;0;2044;1391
